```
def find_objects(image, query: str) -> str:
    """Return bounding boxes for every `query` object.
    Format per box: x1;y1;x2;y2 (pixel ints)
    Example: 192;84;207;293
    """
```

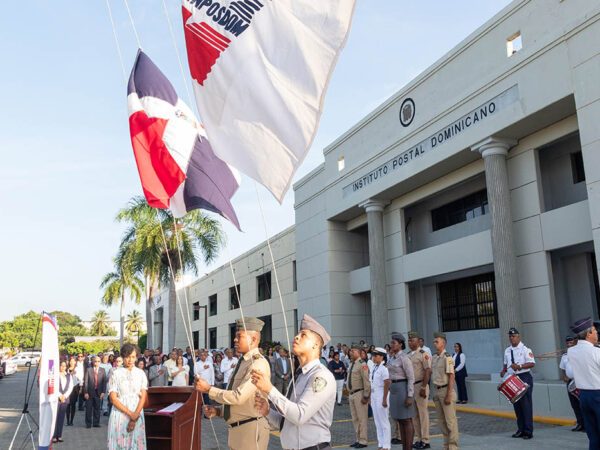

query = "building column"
472;137;520;348
360;199;389;346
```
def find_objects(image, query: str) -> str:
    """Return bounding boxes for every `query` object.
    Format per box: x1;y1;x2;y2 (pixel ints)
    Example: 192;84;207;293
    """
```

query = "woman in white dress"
107;344;148;450
371;347;392;450
171;355;189;387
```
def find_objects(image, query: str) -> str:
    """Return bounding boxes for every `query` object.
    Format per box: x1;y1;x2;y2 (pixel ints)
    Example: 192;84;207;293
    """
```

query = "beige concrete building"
151;226;297;351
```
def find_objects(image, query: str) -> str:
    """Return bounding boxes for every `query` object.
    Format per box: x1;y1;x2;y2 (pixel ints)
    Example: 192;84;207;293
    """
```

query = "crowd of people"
48;314;600;450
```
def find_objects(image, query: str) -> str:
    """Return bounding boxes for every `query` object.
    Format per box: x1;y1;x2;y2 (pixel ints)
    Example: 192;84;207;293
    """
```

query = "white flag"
182;0;356;202
39;312;59;450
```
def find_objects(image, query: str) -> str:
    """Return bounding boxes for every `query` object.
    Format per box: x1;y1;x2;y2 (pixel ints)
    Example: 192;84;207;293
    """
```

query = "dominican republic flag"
39;312;59;450
182;0;356;202
127;50;241;229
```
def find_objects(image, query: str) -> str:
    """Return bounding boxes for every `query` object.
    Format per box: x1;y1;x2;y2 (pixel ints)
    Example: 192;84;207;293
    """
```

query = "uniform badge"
446;356;454;366
312;376;327;393
253;354;262;360
528;352;533;358
424;354;429;360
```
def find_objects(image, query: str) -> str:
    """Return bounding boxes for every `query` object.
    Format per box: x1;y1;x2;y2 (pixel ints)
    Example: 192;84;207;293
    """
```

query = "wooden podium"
143;386;202;450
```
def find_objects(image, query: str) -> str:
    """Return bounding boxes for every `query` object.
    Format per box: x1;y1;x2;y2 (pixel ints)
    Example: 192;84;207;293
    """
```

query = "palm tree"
116;196;224;350
100;258;144;348
90;310;112;336
125;310;144;342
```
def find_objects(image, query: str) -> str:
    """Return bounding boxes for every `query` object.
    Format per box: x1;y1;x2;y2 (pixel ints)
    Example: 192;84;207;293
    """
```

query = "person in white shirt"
163;351;178;386
568;317;600;448
359;348;375;376
418;338;432;357
500;328;535;440
370;347;391;450
220;349;239;386
452;343;468;404
171;355;190;387
194;350;214;404
559;335;584;432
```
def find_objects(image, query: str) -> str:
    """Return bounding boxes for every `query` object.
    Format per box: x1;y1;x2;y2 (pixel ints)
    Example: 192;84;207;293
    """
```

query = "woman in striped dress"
107;344;148;449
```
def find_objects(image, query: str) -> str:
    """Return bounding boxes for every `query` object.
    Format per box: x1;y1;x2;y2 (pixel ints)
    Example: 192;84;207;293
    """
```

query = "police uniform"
206;317;271;450
265;314;336;450
370;347;391;450
568;317;600;448
347;343;371;447
408;331;432;449
431;332;458;450
502;328;535;438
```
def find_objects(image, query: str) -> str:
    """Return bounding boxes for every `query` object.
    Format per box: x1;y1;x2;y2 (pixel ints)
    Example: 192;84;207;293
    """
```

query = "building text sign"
342;85;519;197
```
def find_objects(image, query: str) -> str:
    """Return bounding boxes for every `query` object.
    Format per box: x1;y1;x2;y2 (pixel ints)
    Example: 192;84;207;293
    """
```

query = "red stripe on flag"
197;21;231;44
182;8;224;86
188;24;228;51
129;111;185;208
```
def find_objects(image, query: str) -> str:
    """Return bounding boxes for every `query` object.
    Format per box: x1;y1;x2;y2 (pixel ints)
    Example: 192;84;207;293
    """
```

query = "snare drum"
498;374;529;404
567;380;580;399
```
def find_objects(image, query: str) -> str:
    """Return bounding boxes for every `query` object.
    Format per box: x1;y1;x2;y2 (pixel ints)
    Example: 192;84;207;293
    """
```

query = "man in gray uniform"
252;314;336;450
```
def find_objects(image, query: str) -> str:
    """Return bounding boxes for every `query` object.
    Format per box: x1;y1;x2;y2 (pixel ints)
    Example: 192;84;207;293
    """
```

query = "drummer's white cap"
372;347;387;356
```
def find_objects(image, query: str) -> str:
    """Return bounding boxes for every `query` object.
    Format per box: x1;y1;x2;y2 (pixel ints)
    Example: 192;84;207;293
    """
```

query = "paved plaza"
0;369;588;449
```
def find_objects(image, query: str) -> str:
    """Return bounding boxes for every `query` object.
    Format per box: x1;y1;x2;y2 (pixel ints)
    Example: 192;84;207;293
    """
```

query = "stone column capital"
359;199;389;213
471;136;517;158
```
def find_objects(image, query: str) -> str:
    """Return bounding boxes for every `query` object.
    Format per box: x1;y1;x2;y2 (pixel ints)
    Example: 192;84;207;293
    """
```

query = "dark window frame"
292;260;297;292
193;302;200;321
571;151;585;184
229;285;240;310
209;327;217;349
257;271;272;302
208;294;217;317
438;273;499;332
431;189;489;232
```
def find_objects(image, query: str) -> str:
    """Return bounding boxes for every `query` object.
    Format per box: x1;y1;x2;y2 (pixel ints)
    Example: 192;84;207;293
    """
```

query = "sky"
0;0;513;323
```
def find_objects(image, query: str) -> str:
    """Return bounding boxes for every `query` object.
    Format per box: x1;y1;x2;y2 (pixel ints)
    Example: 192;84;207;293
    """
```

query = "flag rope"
105;0;128;83
122;0;142;49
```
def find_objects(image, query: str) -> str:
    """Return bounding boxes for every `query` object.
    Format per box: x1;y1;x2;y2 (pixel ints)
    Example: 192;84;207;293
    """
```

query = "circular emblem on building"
399;98;415;127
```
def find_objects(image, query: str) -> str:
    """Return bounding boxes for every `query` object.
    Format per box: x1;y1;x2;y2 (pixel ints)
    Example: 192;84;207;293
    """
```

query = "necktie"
348;362;355;391
510;349;515;365
223;359;242;421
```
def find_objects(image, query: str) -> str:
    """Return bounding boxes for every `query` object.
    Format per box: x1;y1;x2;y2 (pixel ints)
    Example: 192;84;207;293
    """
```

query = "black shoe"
522;433;533;439
421;445;431;449
86;425;91;429
350;444;358;448
103;412;109;416
511;431;523;438
355;445;367;449
572;424;584;432
412;443;424;449
391;438;403;445
93;424;101;428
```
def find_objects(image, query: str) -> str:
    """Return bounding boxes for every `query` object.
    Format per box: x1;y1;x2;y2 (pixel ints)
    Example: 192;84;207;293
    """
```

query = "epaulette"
419;349;424;354
444;352;451;357
252;354;263;360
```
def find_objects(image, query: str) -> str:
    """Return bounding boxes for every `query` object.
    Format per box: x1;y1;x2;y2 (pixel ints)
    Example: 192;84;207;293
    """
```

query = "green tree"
115;196;224;350
100;260;144;349
125;310;144;339
65;339;119;356
90;310;115;336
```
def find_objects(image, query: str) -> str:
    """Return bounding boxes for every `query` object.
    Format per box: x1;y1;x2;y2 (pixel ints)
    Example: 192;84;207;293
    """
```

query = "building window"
193;302;200;321
209;294;217;316
293;309;298;336
209;327;217;349
258;315;273;343
571;151;585;184
338;156;345;171
193;330;199;350
229;323;237;348
431;189;488;231
292;261;297;292
229;285;240;310
438;273;499;332
257;271;272;302
506;32;522;57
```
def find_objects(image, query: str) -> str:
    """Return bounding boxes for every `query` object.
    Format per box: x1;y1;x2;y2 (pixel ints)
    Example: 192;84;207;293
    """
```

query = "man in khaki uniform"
195;317;271;450
408;331;432;449
431;332;459;450
347;343;371;448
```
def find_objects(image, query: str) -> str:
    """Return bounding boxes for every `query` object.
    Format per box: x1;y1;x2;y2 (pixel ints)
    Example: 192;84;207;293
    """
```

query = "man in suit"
82;355;107;428
274;348;291;396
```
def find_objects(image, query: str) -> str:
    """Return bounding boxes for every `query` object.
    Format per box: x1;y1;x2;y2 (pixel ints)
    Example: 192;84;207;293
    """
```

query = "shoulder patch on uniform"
528;352;533;358
424;354;430;360
312;376;327;393
253;354;262;360
362;365;369;370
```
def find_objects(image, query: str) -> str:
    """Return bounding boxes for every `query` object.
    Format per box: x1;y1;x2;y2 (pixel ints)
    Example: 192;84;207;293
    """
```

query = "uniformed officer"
388;332;415;450
346;343;371;448
408;331;432;449
431;332;459;450
195;317;271;450
568;317;600;449
370;347;391;450
559;335;584;432
500;327;535;440
252;314;336;450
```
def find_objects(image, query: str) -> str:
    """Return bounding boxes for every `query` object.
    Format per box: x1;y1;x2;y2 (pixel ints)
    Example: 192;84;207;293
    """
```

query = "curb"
427;401;576;426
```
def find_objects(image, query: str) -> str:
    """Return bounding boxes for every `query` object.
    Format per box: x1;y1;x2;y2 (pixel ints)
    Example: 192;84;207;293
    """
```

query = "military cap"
391;332;405;342
565;335;576;342
300;314;331;345
350;342;362;350
408;330;420;339
372;347;387;357
433;331;446;340
235;317;264;332
508;327;520;335
571;317;593;334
